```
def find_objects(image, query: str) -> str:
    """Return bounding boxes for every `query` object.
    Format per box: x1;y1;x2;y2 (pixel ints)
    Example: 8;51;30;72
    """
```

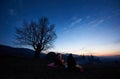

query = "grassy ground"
0;55;120;79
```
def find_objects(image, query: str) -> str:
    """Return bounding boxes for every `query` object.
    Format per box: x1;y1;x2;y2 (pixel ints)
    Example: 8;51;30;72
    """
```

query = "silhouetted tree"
15;17;57;58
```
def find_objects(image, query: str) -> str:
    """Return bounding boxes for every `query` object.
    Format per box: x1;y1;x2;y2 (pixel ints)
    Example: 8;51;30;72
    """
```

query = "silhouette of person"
67;54;76;70
54;53;65;67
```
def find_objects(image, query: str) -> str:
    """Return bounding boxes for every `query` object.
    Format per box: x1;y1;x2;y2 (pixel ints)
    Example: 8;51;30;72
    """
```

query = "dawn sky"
0;0;120;56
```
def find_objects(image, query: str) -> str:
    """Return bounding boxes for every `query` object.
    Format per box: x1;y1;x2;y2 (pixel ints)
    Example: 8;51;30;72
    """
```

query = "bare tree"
15;17;57;58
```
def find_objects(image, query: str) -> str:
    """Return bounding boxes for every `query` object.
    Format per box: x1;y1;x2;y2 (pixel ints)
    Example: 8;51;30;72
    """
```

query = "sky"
0;0;120;56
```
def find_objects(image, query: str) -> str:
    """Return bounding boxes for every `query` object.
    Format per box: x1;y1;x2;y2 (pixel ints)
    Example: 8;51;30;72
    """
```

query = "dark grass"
0;55;120;79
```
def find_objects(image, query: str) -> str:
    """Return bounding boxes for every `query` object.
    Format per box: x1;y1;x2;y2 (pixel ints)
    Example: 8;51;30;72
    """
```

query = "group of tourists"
48;53;84;72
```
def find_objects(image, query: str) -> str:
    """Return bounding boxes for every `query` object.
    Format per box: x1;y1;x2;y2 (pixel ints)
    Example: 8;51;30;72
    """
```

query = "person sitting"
67;54;76;70
67;54;84;72
54;53;65;67
48;53;65;68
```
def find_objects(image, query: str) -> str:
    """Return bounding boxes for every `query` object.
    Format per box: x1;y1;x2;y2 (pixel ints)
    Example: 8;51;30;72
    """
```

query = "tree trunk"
34;44;42;59
34;50;40;59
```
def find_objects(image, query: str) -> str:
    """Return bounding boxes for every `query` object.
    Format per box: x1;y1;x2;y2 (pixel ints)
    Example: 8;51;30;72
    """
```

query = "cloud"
86;16;90;19
9;9;16;16
85;9;120;29
106;9;120;20
114;39;120;44
63;16;105;34
88;19;104;27
69;16;105;29
62;17;82;33
71;16;77;21
70;18;82;26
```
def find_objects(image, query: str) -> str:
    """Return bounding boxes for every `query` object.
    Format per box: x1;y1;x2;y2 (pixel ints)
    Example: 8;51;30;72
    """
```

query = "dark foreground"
0;55;120;79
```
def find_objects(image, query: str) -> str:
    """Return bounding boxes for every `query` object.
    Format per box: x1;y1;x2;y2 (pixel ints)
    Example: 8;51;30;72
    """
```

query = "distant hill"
0;44;46;58
0;44;120;64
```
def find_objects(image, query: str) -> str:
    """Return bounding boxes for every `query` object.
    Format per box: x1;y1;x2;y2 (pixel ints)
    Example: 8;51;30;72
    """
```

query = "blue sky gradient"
0;0;120;56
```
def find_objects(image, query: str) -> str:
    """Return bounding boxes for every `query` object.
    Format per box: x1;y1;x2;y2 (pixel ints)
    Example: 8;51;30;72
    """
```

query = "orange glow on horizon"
50;48;120;56
93;52;120;56
73;51;120;56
